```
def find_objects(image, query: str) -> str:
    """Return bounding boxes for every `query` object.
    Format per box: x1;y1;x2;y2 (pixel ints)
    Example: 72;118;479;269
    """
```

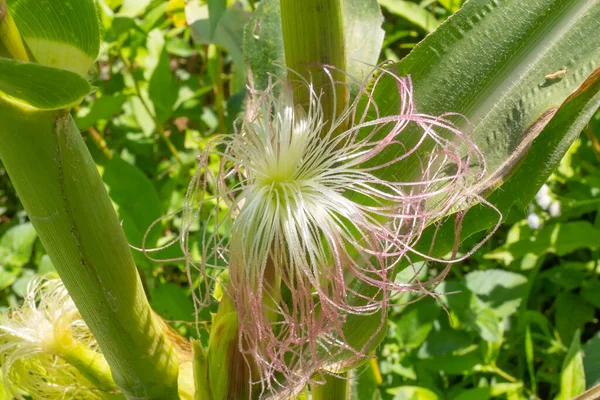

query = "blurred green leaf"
438;0;463;13
555;292;594;345
76;94;128;131
151;283;195;322
378;0;440;33
464;269;527;318
147;29;179;124
419;349;483;375
187;2;249;91
118;0;153;18
395;298;440;350
342;0;385;80
387;386;438;400
208;0;227;38
557;330;586;400
487;222;600;260
581;279;600;308
102;157;162;253
451;383;523;400
541;262;587;291
11;268;35;297
37;254;56;275
584;332;600;389
0;222;36;268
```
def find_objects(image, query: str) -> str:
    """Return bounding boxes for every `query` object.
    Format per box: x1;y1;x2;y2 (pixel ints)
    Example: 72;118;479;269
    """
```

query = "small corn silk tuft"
163;65;497;396
0;278;106;399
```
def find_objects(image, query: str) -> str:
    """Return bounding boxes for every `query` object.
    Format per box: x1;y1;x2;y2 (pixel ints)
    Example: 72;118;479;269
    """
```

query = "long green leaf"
7;0;100;76
557;330;586;400
0;57;89;109
343;0;600;368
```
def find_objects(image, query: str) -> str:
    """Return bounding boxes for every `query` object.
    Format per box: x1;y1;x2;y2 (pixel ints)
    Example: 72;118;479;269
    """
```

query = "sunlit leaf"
0;57;90;109
8;0;100;76
557;330;586;400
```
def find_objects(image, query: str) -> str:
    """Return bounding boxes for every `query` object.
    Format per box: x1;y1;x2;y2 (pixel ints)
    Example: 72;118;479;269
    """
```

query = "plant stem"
88;126;113;159
311;373;350;400
280;0;348;132
0;1;29;62
58;342;121;395
208;44;226;134
0;98;181;399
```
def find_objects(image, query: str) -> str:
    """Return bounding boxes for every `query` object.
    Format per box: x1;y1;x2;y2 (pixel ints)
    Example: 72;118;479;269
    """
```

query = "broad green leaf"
394;298;440;350
102;157;162;254
150;283;195;322
37;254;56;274
118;0;153;18
451;387;492;400
378;0;440;33
486;222;600;260
75;94;128;131
147;29;179;124
418;349;483;375
451;384;524;400
540;262;587;290
0;222;36;268
387;386;438;400
342;0;385;80
0;57;90;109
557;330;586;400
187;2;249;92
418;66;600;261
555;292;594;345
243;0;384;90
581;279;600;308
583;332;600;389
208;0;227;38
420;315;472;358
335;0;600;366
464;269;527;318
11;268;35;297
377;1;600;187
8;0;100;76
436;281;500;342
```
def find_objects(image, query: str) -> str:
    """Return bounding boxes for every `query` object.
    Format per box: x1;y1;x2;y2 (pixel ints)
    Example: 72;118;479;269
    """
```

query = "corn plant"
0;0;599;399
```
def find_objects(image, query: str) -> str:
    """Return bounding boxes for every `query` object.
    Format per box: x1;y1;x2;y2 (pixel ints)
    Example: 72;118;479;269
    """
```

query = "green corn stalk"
280;0;348;132
0;2;182;398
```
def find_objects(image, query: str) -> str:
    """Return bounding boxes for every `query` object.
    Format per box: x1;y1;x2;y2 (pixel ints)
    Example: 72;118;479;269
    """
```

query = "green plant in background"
0;0;600;400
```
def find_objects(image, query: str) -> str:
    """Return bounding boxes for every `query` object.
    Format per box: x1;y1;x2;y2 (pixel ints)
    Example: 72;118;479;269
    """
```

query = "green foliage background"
0;0;598;399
